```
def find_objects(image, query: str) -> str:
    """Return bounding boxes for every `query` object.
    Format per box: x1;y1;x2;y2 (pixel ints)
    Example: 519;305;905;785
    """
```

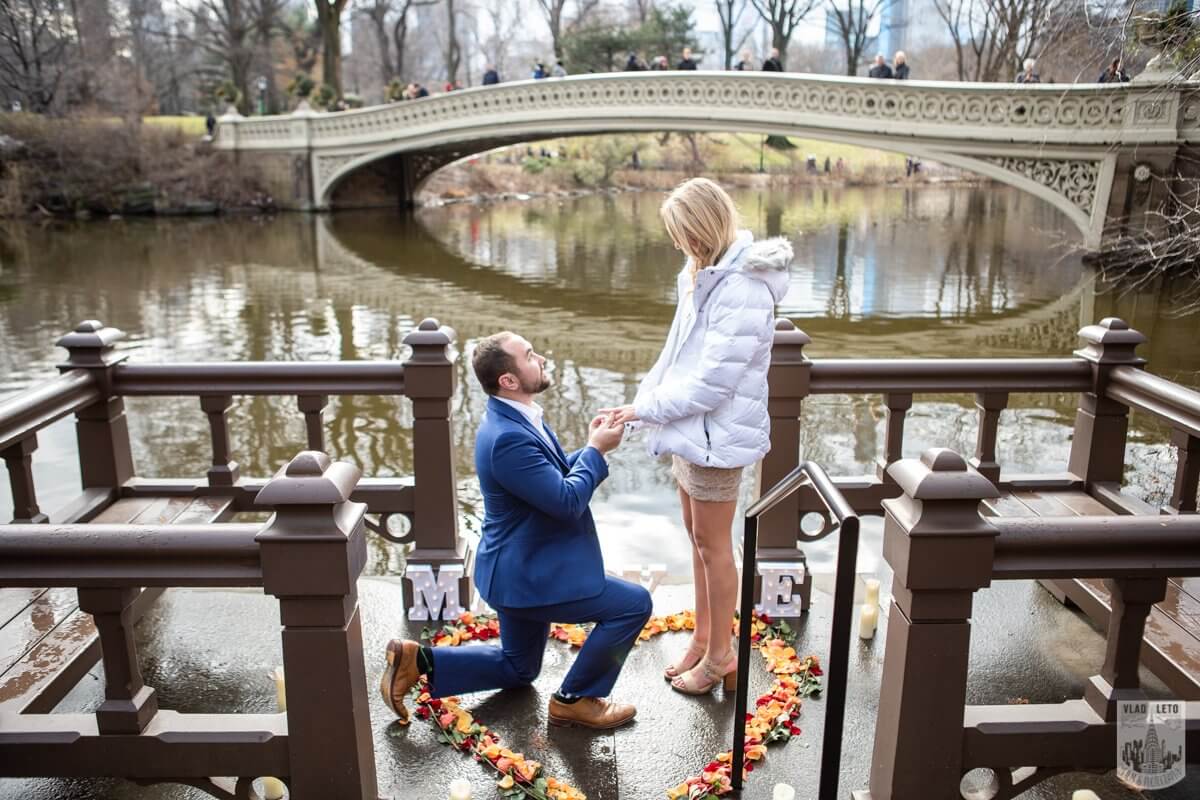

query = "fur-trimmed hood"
692;230;792;308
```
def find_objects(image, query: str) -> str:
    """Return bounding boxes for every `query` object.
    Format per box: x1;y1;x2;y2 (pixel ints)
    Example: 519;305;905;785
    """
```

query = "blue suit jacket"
472;397;609;609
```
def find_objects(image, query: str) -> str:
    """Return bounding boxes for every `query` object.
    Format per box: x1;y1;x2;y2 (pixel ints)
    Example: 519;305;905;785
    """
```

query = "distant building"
822;1;941;66
878;0;910;58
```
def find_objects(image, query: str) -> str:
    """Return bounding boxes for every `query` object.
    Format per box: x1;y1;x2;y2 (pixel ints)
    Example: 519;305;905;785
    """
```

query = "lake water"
2;185;1197;578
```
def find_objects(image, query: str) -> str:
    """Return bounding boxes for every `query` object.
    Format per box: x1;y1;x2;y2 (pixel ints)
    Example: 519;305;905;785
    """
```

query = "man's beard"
521;372;551;394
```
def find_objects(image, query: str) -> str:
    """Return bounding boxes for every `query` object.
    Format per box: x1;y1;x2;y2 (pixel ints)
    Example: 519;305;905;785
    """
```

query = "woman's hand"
597;404;639;426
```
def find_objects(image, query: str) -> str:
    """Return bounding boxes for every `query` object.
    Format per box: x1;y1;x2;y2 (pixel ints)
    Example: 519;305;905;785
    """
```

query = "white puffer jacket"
633;230;792;468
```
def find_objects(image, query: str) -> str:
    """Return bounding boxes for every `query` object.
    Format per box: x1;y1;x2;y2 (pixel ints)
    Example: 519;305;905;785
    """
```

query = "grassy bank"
0;114;269;218
421;132;964;201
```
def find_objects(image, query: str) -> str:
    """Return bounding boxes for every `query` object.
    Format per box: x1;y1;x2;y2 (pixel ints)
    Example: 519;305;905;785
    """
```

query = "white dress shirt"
496;396;555;449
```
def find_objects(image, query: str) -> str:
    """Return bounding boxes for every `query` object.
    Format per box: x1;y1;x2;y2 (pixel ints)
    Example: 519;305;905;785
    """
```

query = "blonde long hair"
660;178;739;273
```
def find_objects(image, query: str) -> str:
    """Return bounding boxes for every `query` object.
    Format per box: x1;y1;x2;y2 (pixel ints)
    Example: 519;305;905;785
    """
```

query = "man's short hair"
472;332;517;396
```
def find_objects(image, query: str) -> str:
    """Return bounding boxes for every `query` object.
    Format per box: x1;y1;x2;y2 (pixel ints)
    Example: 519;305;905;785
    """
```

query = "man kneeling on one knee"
382;331;653;729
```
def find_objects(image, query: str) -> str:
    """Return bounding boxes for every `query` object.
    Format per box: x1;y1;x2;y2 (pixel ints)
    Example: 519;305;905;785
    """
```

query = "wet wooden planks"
984;488;1200;700
0;495;233;714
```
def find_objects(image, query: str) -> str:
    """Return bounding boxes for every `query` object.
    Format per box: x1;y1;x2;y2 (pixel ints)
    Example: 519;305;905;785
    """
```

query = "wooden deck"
984;488;1200;700
0;496;232;715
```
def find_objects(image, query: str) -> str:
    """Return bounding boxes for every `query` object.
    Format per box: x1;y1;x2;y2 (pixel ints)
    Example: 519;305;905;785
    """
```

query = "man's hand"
597;404;639;426
587;414;624;454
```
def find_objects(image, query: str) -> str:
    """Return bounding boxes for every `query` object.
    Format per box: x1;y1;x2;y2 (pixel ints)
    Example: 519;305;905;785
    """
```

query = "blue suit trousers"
429;576;652;699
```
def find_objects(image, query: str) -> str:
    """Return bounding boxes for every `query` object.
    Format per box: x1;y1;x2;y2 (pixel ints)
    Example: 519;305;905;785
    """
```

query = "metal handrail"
732;461;859;799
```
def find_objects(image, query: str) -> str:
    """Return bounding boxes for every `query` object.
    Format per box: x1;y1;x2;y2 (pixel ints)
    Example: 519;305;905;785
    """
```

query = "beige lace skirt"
671;455;743;503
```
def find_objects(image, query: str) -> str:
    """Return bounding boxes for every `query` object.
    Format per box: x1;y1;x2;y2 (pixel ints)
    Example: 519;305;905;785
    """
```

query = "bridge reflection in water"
1;186;1199;579
1;185;1200;799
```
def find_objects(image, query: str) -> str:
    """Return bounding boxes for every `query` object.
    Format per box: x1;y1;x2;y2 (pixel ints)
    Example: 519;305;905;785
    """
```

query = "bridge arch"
215;72;1198;250
318;123;1110;246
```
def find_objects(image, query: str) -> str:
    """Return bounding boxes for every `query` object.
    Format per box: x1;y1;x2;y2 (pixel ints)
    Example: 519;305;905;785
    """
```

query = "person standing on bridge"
893;51;910;80
762;47;783;72
1016;58;1040;83
734;49;754;71
868;54;893;79
600;178;793;697
1098;58;1129;83
381;333;651;730
483;64;500;85
677;47;698;70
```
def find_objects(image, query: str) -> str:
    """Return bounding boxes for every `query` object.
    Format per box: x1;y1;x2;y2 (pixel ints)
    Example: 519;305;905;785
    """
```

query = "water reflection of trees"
4;188;1200;572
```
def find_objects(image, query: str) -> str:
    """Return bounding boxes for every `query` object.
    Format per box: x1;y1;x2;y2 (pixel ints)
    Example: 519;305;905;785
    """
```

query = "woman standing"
600;178;792;695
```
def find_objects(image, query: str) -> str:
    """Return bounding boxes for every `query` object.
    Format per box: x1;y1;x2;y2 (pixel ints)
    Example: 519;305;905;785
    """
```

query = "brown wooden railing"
762;318;1200;601
0;450;377;798
760;317;1200;798
1;318;467;604
856;447;1200;800
6;313;1200;798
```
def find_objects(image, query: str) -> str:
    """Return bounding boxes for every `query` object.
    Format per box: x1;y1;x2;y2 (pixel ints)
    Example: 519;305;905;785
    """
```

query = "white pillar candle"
864;578;881;606
1071;792;1101;800
772;784;796;800
449;778;472;799
271;666;286;712
258;668;289;798
859;603;879;640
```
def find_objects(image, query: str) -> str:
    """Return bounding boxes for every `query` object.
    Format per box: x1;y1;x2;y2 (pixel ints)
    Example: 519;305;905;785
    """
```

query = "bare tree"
0;0;76;111
715;0;753;70
1092;164;1200;317
354;0;396;85
826;0;894;76
312;0;349;98
391;0;438;80
183;0;256;112
476;0;516;78
282;1;321;75
441;0;460;83
748;0;819;68
630;0;654;24
250;0;288;112
535;0;602;62
932;0;1073;82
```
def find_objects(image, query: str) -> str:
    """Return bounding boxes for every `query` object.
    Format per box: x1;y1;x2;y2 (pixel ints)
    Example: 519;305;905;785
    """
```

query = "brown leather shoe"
380;639;420;721
548;696;637;730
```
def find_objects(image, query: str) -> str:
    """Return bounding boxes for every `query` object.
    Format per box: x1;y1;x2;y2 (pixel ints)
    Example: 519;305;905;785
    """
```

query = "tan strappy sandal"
663;639;707;680
670;651;737;696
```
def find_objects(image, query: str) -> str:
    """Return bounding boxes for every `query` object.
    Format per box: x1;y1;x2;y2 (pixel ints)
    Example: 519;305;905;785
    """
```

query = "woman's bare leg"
680;487;709;649
689;496;739;666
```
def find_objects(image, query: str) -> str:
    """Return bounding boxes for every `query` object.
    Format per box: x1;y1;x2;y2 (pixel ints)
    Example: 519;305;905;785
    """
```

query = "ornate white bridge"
213;72;1200;248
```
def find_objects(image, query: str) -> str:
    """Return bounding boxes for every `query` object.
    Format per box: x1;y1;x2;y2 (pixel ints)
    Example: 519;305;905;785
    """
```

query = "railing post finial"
1075;317;1147;368
56;320;127;370
403;317;457;364
55;320;134;491
1069;317;1147;485
866;448;998;800
254;451;377;798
